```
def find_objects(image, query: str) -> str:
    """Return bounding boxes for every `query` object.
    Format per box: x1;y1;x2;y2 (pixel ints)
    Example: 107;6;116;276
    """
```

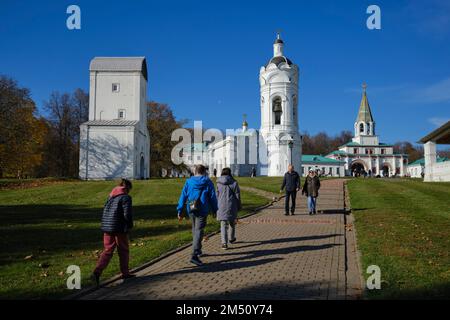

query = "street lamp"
288;139;294;164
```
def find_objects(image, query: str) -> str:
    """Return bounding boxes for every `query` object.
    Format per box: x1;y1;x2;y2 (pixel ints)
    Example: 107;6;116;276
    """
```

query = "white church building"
325;85;408;177
79;57;150;180
206;34;302;177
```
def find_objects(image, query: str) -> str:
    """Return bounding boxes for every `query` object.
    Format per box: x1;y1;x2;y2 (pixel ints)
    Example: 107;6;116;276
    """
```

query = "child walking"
216;168;241;249
92;179;135;286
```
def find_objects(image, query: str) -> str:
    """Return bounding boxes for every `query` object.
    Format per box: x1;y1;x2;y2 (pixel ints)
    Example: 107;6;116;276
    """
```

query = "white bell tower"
259;33;302;176
352;83;379;146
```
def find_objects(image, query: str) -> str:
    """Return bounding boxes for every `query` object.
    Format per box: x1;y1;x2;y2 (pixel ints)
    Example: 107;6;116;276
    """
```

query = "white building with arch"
79;57;151;180
206;34;302;176
301;155;345;177
325;84;408;177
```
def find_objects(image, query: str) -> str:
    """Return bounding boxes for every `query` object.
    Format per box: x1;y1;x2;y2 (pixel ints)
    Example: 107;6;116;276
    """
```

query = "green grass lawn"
235;177;284;194
348;178;450;299
0;178;269;300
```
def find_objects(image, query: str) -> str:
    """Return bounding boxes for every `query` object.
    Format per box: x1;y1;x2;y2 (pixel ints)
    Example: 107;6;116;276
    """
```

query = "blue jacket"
101;194;133;233
177;176;218;217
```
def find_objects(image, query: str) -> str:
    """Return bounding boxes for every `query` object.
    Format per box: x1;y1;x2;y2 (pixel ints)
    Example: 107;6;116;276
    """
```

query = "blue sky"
1;0;449;146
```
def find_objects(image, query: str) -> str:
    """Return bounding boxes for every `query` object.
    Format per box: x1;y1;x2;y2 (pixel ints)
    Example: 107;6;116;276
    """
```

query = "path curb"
343;181;365;299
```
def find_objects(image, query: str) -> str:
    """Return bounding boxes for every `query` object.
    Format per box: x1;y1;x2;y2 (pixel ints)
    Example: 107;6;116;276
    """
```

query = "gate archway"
350;160;367;177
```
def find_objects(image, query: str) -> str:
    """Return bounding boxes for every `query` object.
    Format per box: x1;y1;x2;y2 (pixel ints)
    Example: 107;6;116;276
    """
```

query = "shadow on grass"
0;199;263;266
0;204;193;265
0;204;179;225
366;281;450;300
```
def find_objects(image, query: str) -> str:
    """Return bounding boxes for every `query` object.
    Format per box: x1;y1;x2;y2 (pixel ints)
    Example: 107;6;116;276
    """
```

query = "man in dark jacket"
177;165;218;266
92;179;134;286
302;169;321;215
280;164;301;216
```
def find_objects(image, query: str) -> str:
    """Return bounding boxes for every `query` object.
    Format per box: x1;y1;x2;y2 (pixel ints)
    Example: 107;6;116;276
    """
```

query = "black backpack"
189;187;205;213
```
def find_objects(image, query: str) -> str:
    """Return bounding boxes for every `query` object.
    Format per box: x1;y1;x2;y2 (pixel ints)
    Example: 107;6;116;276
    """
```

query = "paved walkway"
81;179;362;300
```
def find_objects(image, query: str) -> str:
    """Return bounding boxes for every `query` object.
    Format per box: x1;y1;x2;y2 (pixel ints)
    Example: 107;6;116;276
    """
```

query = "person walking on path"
280;164;301;216
92;179;135;287
302;169;321;215
177;165;218;266
216;167;241;250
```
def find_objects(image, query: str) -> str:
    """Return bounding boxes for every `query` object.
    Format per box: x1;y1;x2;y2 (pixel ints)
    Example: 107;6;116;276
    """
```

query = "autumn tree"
394;142;423;163
302;130;353;155
0;76;47;178
147;101;187;177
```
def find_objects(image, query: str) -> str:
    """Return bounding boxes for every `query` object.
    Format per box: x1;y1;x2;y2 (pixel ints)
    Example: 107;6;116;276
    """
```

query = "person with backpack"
302;169;321;215
216;167;241;250
91;179;135;286
177;165;218;266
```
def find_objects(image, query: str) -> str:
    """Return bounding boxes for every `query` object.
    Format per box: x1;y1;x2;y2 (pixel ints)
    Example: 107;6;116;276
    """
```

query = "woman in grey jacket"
216;167;241;249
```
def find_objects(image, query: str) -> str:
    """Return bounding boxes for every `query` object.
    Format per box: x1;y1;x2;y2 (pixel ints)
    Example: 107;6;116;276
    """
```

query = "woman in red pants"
92;179;135;286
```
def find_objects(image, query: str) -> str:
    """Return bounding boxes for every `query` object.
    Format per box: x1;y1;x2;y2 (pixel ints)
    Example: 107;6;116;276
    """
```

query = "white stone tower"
259;33;302;176
79;57;150;180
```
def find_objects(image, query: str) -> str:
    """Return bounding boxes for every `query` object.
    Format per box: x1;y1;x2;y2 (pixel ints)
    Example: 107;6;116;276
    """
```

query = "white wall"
89;71;144;122
424;141;450;181
427;161;450;181
80;125;136;179
407;165;423;178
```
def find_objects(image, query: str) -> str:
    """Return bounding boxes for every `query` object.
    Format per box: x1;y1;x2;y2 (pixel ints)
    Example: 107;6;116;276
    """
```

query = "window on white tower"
118;109;126;119
359;123;364;133
273;97;282;125
112;83;120;92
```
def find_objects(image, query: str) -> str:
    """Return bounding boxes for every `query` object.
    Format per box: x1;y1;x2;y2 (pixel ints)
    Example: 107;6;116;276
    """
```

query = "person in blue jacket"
177;164;218;266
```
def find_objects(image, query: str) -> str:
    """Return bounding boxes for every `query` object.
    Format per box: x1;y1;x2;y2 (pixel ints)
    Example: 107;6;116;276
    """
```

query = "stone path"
81;179;363;300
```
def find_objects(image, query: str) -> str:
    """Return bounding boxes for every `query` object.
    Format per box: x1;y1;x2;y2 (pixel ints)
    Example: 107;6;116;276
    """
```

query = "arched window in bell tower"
273;97;282;125
359;123;364;133
367;123;371;135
